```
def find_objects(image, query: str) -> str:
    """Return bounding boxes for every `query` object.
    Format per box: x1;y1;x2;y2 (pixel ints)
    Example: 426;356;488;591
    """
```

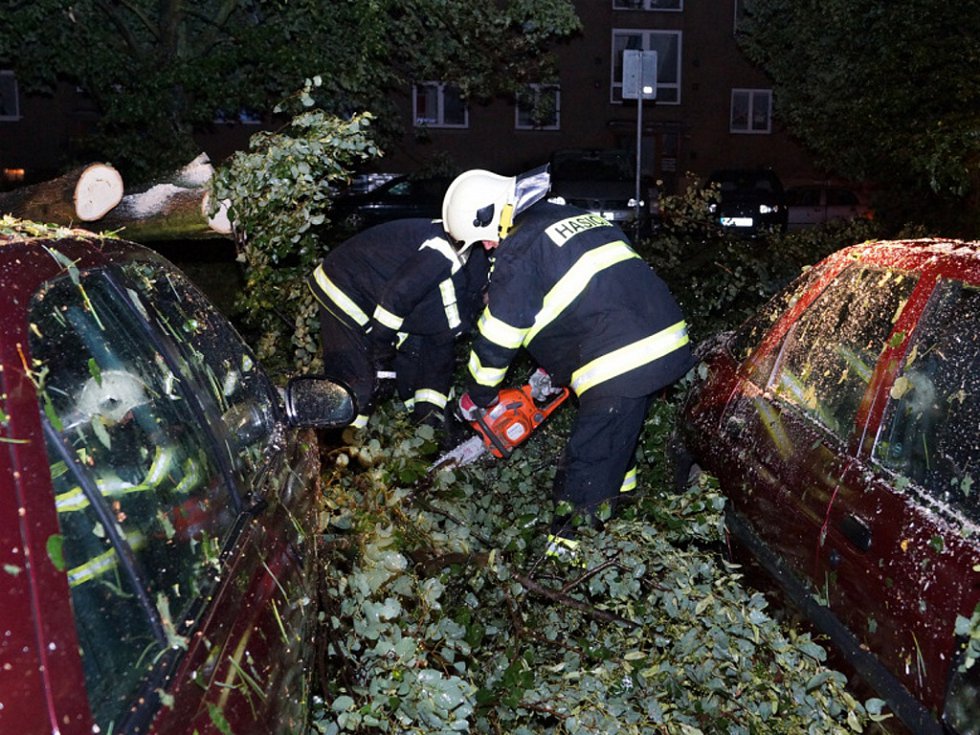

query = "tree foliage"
209;80;380;372
302;211;908;732
737;0;980;233
0;0;580;180
309;395;884;734
637;176;883;341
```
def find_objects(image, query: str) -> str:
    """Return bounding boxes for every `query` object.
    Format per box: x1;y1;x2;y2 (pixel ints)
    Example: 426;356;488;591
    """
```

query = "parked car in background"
675;238;980;735
706;168;788;235
0;224;354;734
548;148;656;238
330;173;454;232
785;184;873;229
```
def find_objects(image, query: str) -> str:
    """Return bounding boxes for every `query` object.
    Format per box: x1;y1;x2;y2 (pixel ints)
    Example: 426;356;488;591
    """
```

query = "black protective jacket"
466;201;693;406
308;219;488;350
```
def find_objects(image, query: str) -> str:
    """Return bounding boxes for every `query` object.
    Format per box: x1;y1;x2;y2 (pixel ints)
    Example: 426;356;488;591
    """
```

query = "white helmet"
442;169;516;250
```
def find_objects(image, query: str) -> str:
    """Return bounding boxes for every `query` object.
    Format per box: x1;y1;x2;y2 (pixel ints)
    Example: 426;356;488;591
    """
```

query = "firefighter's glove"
455;392;484;423
529;367;561;402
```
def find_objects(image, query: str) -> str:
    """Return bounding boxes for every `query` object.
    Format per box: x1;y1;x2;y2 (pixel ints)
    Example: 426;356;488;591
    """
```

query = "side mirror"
283;375;356;429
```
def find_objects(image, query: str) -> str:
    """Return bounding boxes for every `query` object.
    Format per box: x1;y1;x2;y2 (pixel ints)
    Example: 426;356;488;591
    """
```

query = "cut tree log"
0;153;233;242
0;163;123;222
92;153;232;241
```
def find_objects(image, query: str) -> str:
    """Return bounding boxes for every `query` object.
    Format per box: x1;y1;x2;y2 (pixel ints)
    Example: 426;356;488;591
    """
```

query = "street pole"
635;63;644;237
623;49;656;240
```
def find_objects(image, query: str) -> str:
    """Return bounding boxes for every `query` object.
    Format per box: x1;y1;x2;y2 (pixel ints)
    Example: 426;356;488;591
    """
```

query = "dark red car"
0;226;353;734
676;239;980;734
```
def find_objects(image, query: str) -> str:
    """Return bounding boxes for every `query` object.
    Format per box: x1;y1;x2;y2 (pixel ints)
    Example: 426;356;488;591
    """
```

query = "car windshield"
552;152;633;182
710;171;781;194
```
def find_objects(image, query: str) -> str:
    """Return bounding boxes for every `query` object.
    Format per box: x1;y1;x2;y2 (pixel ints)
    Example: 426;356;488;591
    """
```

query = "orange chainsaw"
430;383;570;471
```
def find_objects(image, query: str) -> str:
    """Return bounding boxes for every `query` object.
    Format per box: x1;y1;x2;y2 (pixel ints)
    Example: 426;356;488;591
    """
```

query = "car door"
852;277;980;717
786;186;823;228
118;260;323;734
720;265;919;602
29;258;319;734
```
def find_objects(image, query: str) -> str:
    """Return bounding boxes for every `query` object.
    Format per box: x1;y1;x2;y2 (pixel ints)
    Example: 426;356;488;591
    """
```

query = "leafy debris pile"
309;396;885;734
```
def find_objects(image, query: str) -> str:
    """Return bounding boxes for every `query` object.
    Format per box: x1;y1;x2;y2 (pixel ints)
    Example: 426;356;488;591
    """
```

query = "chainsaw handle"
475;413;512;459
531;385;570;412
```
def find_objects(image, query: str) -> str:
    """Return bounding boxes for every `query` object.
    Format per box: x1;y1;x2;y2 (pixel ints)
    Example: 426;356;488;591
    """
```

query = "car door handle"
840;514;872;553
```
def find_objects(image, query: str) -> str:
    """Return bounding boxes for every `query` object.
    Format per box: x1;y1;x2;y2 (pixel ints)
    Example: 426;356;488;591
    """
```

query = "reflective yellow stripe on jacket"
570;320;690;395
424;235;463;329
620;466;637;493
525;241;640;344
372;304;403;331
468;351;509;388
440;279;461;330
311;265;370;327
477;309;527;350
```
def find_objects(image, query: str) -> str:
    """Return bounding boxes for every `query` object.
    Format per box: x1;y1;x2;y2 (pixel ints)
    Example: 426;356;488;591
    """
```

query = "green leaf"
207;703;233;735
46;534;65;572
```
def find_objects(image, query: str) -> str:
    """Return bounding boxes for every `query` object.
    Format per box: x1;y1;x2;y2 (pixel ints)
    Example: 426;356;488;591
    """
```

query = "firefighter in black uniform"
308;218;489;430
442;168;694;557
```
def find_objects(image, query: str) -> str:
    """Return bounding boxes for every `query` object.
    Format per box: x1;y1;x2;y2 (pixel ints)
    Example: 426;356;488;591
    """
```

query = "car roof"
708;167;781;179
0;229;161;348
841;238;980;271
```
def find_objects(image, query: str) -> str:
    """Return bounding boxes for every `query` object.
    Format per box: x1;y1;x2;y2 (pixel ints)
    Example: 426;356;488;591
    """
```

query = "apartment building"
382;0;823;194
1;1;823;193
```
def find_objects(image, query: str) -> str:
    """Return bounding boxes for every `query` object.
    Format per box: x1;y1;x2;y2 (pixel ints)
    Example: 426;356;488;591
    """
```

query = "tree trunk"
93;153;232;241
0;154;233;242
0;163;124;222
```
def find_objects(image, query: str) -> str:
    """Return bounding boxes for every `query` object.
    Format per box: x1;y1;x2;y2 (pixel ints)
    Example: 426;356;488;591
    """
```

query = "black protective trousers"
318;307;375;419
318;306;457;425
550;391;654;538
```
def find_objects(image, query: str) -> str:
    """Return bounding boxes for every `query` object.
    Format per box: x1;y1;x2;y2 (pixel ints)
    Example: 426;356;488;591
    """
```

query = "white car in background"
785;184;873;229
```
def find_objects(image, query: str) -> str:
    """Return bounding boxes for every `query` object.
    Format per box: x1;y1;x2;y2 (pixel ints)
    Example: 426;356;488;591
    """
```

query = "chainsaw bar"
429;435;487;472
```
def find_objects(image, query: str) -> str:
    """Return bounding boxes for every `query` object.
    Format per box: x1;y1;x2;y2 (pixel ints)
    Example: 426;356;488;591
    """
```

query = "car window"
120;261;279;492
731;263;825;380
387;179;412;197
946;654;980;735
43;433;160;726
787;188;821;207
769;266;918;439
711;171;780;193
873;280;980;522
826;188;859;207
552;152;633;182
30;267;239;729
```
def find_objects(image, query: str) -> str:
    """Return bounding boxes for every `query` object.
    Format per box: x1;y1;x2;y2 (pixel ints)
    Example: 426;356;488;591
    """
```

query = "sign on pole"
622;50;657;100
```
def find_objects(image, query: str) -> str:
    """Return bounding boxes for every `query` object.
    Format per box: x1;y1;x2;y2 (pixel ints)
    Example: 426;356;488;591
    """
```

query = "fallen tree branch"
408;548;640;630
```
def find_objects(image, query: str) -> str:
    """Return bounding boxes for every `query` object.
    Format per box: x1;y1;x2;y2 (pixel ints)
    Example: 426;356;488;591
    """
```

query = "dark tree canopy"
738;0;980;233
0;1;580;180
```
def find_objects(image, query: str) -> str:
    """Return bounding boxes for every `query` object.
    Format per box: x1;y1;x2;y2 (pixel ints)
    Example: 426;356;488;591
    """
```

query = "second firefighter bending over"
308;218;489;429
443;167;695;556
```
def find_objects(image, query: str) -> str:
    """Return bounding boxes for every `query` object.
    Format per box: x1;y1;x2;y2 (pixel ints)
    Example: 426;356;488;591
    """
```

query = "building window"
413;82;468;128
515;84;560;130
0;71;20;121
613;0;683;10
611;30;682;104
731;89;771;133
